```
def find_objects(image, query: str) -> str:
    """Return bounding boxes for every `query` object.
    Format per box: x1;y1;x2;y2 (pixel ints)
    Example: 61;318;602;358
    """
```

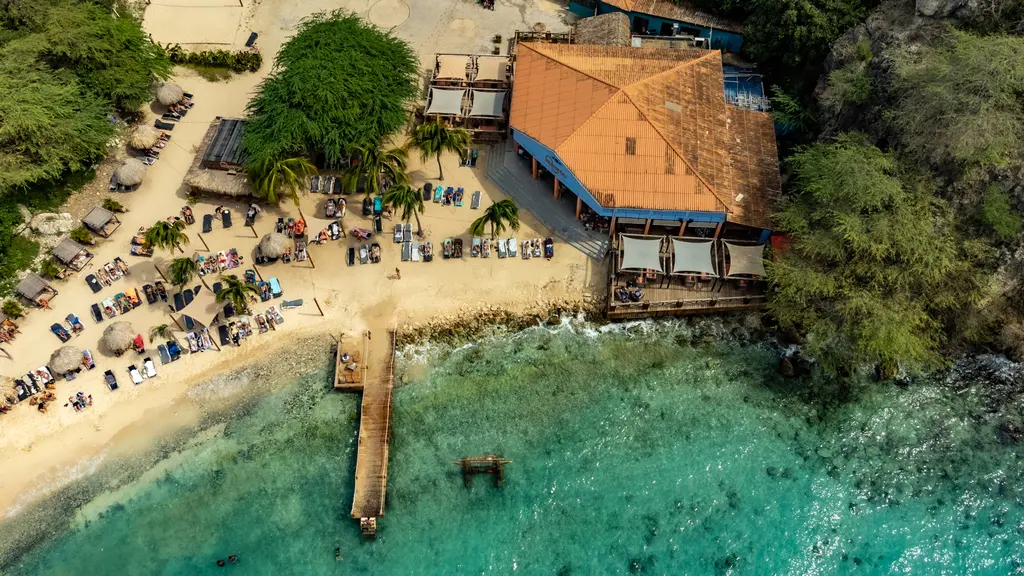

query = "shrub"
821;62;871;110
163;44;262;73
2;300;24;319
39;259;62;279
69;227;95;245
102;198;125;213
980;184;1022;241
0;236;40;296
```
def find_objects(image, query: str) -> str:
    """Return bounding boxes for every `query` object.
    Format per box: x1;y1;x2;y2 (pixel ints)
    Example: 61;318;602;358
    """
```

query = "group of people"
614;285;645;303
68;391;93;412
95;258;131;287
0;318;20;343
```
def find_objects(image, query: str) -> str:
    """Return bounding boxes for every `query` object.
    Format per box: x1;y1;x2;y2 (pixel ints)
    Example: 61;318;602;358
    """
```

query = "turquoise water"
3;322;1023;574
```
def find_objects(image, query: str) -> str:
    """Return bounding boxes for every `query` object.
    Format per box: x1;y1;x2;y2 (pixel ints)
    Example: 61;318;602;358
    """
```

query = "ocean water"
3;321;1023;575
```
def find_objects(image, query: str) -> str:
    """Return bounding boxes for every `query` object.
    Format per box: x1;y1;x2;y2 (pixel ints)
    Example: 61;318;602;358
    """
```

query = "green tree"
248;156;316;205
215;274;259;314
342;145;408;197
980;184;1022;241
144;220;189;254
470;198;520;239
382;184;425;236
768;133;985;375
168;257;198;289
2;299;24;319
242;10;418;169
149;323;173;343
407;119;470;180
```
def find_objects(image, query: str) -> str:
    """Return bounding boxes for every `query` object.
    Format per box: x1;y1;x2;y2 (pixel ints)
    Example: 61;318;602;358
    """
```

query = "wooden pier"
334;330;395;539
454;455;511;488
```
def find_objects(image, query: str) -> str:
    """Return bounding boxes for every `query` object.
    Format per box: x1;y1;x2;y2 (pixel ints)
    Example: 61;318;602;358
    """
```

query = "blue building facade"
568;0;744;53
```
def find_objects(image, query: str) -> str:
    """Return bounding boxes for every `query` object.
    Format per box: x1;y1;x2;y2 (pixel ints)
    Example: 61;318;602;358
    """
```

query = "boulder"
916;0;964;16
30;212;75;236
17;205;32;224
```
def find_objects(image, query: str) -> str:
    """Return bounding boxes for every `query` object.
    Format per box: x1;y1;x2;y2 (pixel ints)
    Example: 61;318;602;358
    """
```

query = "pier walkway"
334;331;395;538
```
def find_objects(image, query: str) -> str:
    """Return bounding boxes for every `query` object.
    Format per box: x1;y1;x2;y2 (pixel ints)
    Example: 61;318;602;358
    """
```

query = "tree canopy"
768;134;985;375
242;11;418;171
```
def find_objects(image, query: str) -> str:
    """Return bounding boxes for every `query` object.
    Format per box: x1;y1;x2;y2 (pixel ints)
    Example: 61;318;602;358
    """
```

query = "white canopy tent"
468;90;506;118
619;235;664;273
670;239;717;276
723;242;767;278
435;55;470;81
475;56;508;82
425;88;465;116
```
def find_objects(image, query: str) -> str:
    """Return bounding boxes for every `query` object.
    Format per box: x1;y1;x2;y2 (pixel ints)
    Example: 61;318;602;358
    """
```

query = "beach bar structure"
82;206;121;238
16;273;57;306
567;0;745;53
184;117;253;197
419;54;513;142
51;238;93;271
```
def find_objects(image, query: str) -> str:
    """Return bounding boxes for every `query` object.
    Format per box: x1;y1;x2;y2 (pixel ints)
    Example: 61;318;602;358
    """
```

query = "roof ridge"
520;43;619;89
620;87;732;214
622;49;719;89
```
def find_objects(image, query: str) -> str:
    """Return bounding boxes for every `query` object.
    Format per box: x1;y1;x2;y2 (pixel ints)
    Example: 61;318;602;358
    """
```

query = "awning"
425;88;465;116
670;239;717;276
436;55;469;80
16;273;51;300
175;287;225;328
468;90;506;118
83;207;115;231
724;242;766;278
52;238;87;264
619;235;664;273
475;56;508;82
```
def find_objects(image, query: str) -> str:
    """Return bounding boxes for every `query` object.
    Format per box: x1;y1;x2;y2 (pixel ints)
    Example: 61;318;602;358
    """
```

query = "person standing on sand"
395;268;401;280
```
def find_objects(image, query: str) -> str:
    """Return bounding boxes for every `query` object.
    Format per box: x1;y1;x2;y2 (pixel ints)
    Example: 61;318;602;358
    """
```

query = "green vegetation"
342;145;408;197
168;257;198;289
768;134;986;375
149;324;173;344
38;259;62;280
2;299;24;319
383;184;425;236
144;220;189;254
216;274;259;313
69;227;95;246
163;44;262;73
407;119;471;180
980;185;1022;241
470;199;520;240
0;236;38;296
102;198;126;213
821;62;871;110
242;11;418;172
248;157;316;205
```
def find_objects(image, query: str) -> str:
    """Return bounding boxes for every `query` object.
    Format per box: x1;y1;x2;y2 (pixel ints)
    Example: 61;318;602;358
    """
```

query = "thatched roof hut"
574;12;632;46
156;83;184;106
16;273;54;301
258;233;290;258
129;125;161;150
115;159;147;187
101;321;136;354
183;119;253;197
49;346;83;375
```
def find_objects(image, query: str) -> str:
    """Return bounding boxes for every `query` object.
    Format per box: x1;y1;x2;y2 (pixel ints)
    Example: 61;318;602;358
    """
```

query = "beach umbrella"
258;233;290;259
115;158;147;187
101;321;136;354
49;346;83;375
129;124;161;150
156;82;184;106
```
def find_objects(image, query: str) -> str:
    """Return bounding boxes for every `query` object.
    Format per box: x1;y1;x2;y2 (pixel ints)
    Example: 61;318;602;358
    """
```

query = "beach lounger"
403;224;411;243
394;225;403;243
245;31;258;47
223;302;235;318
482;238;490;258
212;281;223;295
324;176;334;194
158;344;171;364
281;299;303;310
143;284;157;304
423;183;432;201
454;238;463;258
268;306;284;324
310;174;320;193
268;277;282;298
154;119;174;130
472;237;481;257
184;314;195;331
359;245;368;264
104;370;119;391
155;281;168;301
333;178;342;195
424;241;433;262
222;209;232;228
347;247;355;266
508;238;517;258
471;191;481;209
402;241;411;262
144;358;157;378
374;215;383;234
161;112;179;121
412;243;420;262
373;197;383;215
443;238;452;259
166;340;182;360
497;239;507;259
172;292;185;312
85;274;102;293
434;186;443;203
51;323;71;342
128;365;143;385
545;237;554;259
217;325;230;346
91;303;104;323
455;188;464;207
202;214;213;233
102;297;117;318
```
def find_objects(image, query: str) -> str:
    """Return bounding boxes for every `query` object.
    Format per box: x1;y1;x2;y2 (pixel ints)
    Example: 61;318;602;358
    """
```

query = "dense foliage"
242;11;418;171
164;44;262;73
768;134;987;374
407;119;470;181
248;157;316;205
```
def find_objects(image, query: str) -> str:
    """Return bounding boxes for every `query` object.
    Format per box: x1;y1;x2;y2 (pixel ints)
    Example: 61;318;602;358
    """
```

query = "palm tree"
407;119;470;180
149;324;173;344
168;257;198;289
382;184;425;237
145;220;189;254
215;274;260;314
249;156;316;206
342;144;408;197
470;198;520;239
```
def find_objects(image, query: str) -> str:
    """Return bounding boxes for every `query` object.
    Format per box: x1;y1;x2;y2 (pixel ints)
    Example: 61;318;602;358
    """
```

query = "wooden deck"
607;275;765;319
335;330;395;537
333;334;366;392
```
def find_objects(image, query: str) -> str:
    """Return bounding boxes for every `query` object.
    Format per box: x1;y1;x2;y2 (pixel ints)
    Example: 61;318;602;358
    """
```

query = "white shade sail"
425;88;465;116
620;235;664;273
724;242;767;278
671;238;717;276
475;56;508;82
436;55;470;80
468;90;506;117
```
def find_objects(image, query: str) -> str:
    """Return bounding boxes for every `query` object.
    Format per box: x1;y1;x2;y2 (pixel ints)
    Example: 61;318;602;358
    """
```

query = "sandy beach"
0;0;595;520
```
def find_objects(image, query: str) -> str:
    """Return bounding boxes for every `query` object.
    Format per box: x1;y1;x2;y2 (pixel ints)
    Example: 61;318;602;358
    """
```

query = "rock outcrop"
29;213;75;236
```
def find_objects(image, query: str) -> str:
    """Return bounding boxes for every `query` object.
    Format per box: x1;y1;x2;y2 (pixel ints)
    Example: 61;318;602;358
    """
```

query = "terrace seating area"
416;53;513;141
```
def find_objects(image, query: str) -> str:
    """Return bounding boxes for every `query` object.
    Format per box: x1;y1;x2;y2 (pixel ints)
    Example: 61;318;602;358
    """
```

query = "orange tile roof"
510;42;779;228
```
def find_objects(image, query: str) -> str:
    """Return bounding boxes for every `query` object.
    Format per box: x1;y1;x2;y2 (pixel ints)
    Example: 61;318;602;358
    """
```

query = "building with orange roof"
568;0;745;53
509;42;780;242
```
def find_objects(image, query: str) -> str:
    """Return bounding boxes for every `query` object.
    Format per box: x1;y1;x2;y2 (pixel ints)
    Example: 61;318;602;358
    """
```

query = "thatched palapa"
115;158;148;187
130;125;161;149
574;13;631;47
49;346;83;374
101;321;136;354
183;119;253;197
156;82;184;106
258;233;290;258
